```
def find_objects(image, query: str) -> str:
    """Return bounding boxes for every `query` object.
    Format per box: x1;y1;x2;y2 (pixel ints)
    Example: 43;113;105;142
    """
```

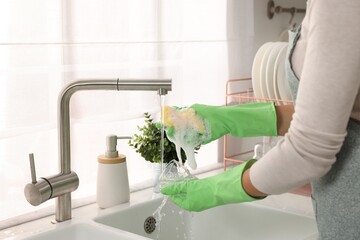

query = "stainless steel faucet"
24;79;172;222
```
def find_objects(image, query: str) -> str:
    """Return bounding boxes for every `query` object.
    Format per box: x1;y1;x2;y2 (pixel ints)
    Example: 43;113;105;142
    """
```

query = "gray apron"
286;26;360;240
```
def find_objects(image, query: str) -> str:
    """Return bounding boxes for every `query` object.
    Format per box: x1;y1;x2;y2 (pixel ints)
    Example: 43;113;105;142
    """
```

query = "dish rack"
223;78;311;196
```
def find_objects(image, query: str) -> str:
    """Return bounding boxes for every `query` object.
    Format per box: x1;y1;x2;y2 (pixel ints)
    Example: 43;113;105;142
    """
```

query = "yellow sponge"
162;106;206;133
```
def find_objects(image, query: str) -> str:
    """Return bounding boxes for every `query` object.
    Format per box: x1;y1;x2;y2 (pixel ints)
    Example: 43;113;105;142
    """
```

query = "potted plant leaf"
129;112;200;191
128;112;184;163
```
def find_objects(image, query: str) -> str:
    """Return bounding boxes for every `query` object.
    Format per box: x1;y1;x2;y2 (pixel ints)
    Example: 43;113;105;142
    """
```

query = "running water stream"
152;160;195;240
152;95;195;239
160;95;166;172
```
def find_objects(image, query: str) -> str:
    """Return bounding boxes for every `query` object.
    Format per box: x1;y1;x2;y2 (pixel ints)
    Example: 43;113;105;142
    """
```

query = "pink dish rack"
223;78;311;196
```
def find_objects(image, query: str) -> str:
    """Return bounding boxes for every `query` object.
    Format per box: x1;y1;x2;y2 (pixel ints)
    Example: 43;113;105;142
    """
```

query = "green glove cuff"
214;159;262;203
191;102;277;144
161;160;264;212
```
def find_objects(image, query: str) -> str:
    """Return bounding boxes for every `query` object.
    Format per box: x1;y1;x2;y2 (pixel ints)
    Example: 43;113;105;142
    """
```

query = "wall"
254;0;306;51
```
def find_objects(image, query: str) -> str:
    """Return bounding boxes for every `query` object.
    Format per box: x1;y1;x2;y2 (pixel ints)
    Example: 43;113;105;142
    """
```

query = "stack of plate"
252;42;292;102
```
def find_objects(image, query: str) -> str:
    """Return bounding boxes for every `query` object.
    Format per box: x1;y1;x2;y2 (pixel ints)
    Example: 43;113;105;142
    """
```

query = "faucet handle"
25;152;79;207
24;153;52;206
29;153;37;184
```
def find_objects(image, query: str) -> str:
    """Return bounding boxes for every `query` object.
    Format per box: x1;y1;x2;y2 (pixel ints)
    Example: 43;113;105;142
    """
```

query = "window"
0;0;254;226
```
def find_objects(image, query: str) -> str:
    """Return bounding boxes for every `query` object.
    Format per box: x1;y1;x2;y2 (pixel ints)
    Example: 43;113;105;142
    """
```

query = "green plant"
129;112;199;164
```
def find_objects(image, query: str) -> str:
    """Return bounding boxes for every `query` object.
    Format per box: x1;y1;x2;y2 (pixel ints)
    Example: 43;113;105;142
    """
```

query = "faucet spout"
58;79;172;174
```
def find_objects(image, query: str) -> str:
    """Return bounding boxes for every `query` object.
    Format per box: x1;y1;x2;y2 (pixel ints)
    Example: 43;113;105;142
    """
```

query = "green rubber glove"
164;102;277;145
162;102;277;169
161;160;262;212
191;102;277;144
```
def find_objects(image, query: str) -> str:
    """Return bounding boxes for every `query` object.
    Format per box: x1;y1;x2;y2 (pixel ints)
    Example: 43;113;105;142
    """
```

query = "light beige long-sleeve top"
250;0;360;194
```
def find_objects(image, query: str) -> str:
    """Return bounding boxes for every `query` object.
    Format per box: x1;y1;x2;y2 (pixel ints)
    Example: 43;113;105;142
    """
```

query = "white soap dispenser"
97;135;130;208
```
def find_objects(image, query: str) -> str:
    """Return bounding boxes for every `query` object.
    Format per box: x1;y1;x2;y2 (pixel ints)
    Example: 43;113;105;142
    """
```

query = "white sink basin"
22;223;143;240
2;169;316;240
95;197;318;240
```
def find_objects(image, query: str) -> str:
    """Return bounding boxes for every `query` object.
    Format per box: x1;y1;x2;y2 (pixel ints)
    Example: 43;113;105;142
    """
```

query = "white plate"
275;44;292;101
259;43;275;99
273;43;288;101
266;42;287;99
252;42;273;98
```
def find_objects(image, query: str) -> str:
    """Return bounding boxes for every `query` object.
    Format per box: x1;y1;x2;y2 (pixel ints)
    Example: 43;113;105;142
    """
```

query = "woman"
162;1;360;239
